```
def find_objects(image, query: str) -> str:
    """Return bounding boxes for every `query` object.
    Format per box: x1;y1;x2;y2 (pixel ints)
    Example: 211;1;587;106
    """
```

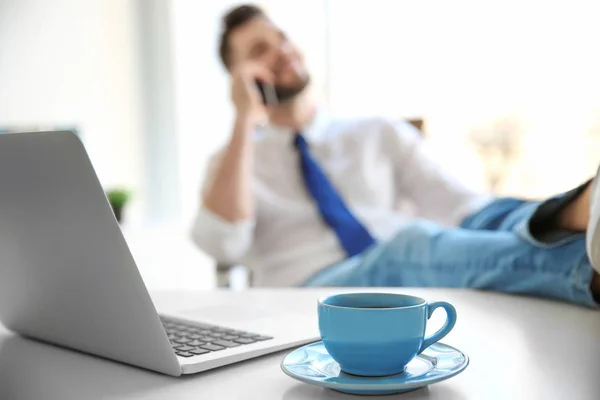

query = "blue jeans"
302;198;598;308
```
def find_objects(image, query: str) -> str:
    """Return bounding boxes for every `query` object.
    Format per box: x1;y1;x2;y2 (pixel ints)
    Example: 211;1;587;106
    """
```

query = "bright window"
326;0;600;197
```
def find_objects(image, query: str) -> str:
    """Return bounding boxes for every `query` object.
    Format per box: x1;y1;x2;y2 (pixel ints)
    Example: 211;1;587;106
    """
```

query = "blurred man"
191;4;600;307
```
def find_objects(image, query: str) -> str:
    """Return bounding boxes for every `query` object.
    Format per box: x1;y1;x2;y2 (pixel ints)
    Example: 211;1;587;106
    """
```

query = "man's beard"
273;75;310;103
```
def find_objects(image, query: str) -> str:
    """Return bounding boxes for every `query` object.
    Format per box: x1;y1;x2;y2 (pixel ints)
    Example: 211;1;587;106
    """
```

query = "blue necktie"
295;134;376;257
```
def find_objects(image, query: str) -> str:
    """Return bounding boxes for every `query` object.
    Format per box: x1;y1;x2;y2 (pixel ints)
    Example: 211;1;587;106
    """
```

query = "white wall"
170;0;236;224
327;0;600;197
0;0;217;291
136;0;181;223
0;0;145;217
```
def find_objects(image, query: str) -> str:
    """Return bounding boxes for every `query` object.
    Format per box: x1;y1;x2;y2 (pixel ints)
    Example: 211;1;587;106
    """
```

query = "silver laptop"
0;131;319;376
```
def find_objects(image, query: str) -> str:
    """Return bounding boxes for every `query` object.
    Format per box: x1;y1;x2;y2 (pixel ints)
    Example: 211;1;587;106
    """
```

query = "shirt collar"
258;108;330;144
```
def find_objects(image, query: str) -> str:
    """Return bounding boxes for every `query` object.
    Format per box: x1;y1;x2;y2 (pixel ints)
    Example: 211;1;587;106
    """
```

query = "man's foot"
556;181;592;231
586;167;600;274
593;272;600;295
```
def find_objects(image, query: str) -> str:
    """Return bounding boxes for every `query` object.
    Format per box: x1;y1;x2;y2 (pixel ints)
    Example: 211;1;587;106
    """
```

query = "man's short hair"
218;4;266;69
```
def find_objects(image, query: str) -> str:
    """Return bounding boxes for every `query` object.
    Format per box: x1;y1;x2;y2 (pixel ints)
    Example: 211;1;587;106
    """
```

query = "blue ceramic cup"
318;293;457;377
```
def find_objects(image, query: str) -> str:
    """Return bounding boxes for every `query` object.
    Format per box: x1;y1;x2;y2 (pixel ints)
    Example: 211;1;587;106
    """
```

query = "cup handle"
418;301;457;354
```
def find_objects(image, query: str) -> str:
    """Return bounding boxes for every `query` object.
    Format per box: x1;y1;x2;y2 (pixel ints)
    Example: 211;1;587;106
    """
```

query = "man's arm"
191;62;273;263
203;62;272;221
190;148;256;264
388;120;492;226
190;120;257;264
202;116;256;221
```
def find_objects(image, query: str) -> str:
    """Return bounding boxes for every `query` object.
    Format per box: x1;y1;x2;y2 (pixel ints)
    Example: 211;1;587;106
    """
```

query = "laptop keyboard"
160;316;273;358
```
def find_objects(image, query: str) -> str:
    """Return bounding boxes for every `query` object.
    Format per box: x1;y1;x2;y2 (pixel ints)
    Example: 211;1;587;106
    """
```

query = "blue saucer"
281;341;469;396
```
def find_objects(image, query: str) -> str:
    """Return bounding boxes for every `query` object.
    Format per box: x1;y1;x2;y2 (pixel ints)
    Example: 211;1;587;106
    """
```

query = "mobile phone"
255;79;278;106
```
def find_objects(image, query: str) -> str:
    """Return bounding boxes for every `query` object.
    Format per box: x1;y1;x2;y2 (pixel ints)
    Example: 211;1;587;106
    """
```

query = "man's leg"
304;181;599;307
461;180;593;234
586;174;600;274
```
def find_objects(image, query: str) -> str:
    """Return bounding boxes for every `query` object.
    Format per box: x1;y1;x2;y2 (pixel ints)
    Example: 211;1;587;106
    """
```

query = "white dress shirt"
191;111;491;287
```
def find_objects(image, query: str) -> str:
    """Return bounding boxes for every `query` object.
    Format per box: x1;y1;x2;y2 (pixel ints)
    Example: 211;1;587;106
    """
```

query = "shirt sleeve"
386;119;493;226
189;151;256;264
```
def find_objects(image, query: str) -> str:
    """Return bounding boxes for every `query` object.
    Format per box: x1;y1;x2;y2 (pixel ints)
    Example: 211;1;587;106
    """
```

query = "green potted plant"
106;188;131;223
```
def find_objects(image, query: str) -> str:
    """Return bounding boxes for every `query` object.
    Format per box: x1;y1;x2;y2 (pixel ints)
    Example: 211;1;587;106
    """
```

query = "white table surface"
1;288;599;400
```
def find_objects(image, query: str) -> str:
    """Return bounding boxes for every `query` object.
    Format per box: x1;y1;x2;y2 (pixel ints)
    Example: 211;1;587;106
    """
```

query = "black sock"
528;179;593;241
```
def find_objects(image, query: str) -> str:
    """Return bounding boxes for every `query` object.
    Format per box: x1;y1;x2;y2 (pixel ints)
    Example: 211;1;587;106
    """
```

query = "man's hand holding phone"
230;62;276;127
